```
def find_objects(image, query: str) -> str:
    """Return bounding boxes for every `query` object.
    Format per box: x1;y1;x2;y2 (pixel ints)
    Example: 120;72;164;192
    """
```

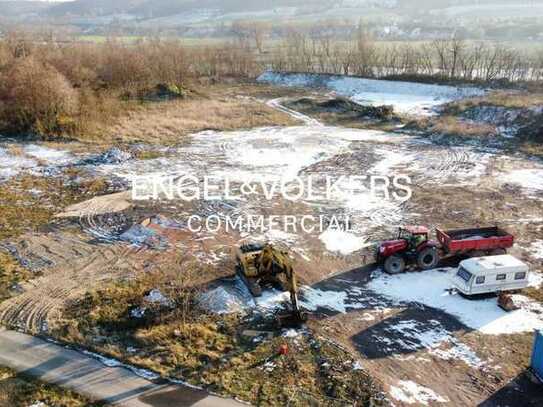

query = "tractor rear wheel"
384;255;406;274
417;247;439;270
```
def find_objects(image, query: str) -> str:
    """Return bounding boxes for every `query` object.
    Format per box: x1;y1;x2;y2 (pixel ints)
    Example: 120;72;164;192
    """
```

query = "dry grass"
0;173;112;241
447;91;543;112
413;115;496;139
0;251;30;302
0;38;263;141
102;88;298;144
483;92;543;109
0;172;114;304
525;287;543;303
520;142;543;158
432;90;543;156
0;366;106;407
53;268;384;406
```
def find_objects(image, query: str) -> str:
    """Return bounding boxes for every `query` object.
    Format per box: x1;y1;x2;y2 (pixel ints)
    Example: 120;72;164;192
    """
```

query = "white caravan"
451;255;530;296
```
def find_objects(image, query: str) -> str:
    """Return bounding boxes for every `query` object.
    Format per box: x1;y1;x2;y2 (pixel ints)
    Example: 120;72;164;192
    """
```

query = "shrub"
0;57;79;138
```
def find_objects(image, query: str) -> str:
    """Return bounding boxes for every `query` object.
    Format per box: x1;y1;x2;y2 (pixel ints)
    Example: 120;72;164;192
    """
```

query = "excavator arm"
236;243;307;327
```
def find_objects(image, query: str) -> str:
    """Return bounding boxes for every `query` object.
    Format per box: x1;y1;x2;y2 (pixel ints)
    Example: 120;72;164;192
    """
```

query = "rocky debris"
461;104;524;126
120;224;168;249
99;147;133;164
457;104;543;139
144;289;173;307
81;147;132;166
199;280;253;314
0;242;53;273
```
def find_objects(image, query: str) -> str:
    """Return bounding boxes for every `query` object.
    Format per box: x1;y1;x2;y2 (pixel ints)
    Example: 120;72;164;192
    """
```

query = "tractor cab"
399;226;429;250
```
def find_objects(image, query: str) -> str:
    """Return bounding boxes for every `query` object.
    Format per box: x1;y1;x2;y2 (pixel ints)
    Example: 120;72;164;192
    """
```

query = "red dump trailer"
436;226;514;257
377;225;515;274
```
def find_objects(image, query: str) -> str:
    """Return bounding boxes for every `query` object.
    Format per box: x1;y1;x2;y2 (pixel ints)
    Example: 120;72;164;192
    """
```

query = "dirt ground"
1;79;543;406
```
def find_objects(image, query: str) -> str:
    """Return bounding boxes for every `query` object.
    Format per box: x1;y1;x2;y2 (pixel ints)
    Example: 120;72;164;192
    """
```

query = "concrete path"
0;328;245;407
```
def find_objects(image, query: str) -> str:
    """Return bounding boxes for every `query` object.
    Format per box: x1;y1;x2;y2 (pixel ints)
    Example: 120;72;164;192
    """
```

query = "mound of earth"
284;96;398;126
55;191;132;218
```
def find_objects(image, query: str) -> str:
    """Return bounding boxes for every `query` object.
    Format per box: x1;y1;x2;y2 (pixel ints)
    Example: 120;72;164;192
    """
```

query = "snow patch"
144;289;173;307
319;229;371;255
82;350;161;380
529;240;543;260
301;287;351;313
199;283;252;314
368;269;543;334
390;380;448;405
377;319;484;368
0;147;36;180
24;144;74;165
503;169;543;192
120;225;167;249
258;72;484;116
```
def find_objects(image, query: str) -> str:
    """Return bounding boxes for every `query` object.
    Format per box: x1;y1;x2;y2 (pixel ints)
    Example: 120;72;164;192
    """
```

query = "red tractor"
376;226;439;274
376;225;515;274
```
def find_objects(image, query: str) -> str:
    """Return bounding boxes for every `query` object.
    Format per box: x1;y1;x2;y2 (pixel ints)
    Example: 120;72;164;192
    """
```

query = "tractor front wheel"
384;255;406;274
417;247;439;270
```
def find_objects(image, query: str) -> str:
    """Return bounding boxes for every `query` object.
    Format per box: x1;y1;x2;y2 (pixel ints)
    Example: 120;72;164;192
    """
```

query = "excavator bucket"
276;309;308;328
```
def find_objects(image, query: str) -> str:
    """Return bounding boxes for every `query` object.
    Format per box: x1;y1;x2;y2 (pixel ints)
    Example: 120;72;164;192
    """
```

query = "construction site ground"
1;75;543;406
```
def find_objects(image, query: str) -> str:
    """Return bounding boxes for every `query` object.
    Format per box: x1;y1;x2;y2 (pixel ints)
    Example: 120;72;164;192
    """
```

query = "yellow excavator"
235;243;307;327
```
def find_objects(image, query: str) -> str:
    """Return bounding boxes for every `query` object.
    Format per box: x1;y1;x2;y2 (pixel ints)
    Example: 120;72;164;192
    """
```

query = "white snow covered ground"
389;380;448;405
319;229;372;255
376;319;484;368
0;146;36;180
502;168;543;192
258;72;484;115
368;268;543;335
0;143;77;182
23;144;74;165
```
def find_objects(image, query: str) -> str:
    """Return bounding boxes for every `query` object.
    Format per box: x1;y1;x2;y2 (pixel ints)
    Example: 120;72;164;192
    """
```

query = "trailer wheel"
384;255;406;274
417;247;438;270
490;248;506;256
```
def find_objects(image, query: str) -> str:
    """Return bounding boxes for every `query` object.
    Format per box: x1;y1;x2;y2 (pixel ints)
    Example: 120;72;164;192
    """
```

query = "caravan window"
515;272;527;280
475;276;485;284
456;267;472;282
496;274;506;281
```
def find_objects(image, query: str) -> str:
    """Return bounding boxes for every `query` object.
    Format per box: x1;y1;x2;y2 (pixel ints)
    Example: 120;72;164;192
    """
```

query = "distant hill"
0;1;52;17
45;0;148;17
44;0;329;18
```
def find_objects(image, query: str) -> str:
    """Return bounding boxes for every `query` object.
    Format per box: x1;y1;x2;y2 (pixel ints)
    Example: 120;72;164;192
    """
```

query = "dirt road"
0;328;244;407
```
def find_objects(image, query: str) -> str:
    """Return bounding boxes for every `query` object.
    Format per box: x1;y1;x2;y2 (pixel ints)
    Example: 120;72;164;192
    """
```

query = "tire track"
0;239;139;333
